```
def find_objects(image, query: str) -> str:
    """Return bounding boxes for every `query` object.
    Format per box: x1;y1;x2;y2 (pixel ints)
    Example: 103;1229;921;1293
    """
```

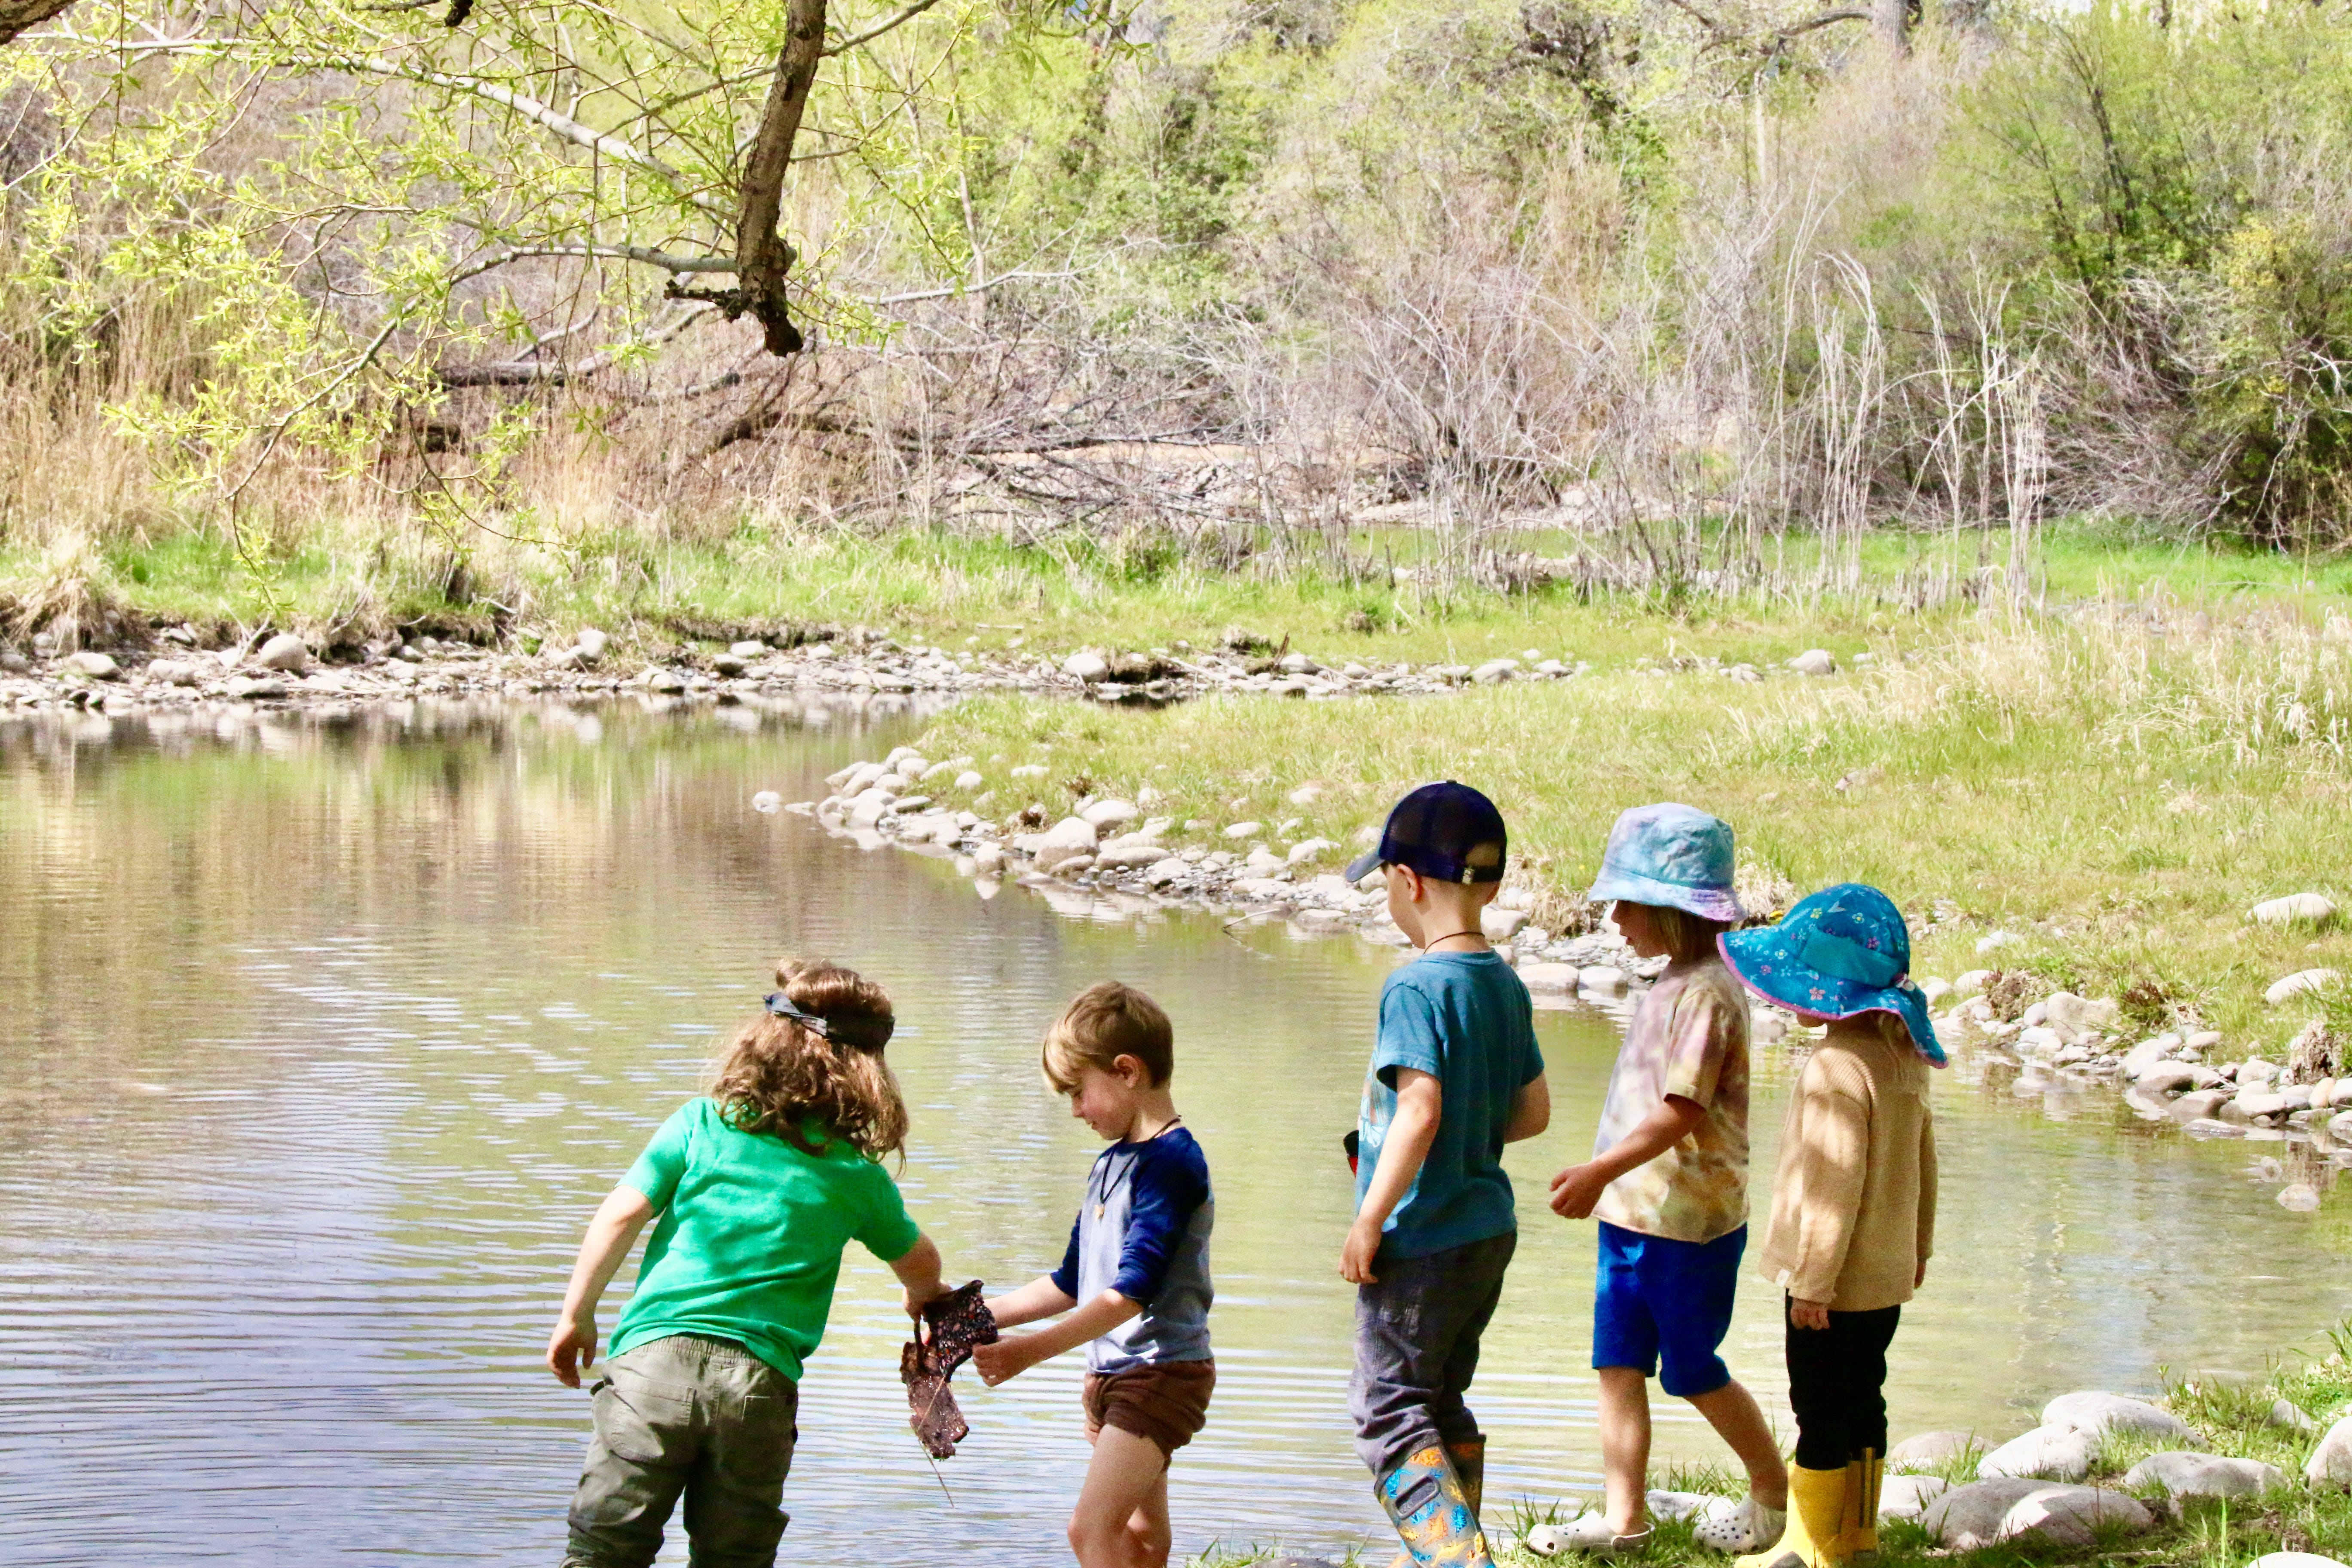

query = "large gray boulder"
2043;1390;2201;1444
1922;1479;2047;1549
1978;1425;2096;1482
1999;1485;2153;1547
2121;1451;2283;1499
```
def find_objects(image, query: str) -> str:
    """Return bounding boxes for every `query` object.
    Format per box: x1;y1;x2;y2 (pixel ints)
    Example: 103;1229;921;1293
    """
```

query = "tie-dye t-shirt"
1590;956;1752;1244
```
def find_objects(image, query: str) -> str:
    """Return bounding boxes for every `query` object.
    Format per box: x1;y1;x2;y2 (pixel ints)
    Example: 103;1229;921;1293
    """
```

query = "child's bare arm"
1341;1068;1442;1285
1504;1072;1552;1142
971;1288;1142;1385
888;1232;950;1319
983;1274;1080;1329
1547;1094;1706;1219
547;1185;657;1387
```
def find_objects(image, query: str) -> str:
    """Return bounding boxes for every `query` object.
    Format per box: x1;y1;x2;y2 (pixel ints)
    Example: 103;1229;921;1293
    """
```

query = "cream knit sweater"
1754;1024;1937;1311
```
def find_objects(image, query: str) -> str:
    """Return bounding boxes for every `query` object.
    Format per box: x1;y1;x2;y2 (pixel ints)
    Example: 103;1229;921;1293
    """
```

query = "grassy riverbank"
10;519;2352;669
1204;1323;2352;1568
912;606;2352;1048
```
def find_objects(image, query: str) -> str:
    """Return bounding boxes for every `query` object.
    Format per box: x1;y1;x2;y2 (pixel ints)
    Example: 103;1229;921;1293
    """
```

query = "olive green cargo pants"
563;1334;799;1568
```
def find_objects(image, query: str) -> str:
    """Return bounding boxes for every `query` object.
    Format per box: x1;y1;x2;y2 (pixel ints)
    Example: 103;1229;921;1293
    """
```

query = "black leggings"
1785;1297;1901;1471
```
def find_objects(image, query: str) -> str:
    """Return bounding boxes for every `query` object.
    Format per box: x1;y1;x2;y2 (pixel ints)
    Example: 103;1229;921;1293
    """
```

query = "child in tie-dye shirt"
1546;804;1786;1557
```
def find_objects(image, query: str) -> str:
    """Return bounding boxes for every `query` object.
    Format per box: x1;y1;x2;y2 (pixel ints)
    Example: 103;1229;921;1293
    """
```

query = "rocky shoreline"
0;620;1852;717
800;742;2352;1215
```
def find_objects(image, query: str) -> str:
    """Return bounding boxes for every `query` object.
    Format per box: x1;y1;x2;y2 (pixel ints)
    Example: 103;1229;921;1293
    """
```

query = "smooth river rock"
1579;965;1629;994
1519;963;1580;992
1061;651;1109;682
256;633;310;673
1789;648;1837;676
2121;1452;2283;1498
1921;1478;2048;1548
2306;1416;2352;1488
2043;1389;2200;1442
2254;893;2339;925
2269;968;2342;1005
1890;1430;1983;1469
2249;1556;2352;1568
1880;1473;1949;1519
1998;1485;2152;1547
61;650;121;680
1978;1425;2095;1482
2137;1062;2198;1095
1079;798;1139;828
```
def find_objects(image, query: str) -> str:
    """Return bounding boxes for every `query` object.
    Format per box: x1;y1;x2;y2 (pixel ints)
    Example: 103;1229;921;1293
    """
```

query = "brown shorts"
1081;1360;1216;1458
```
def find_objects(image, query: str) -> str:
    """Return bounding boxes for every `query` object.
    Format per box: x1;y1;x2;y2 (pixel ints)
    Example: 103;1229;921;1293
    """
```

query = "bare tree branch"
825;0;948;56
448;243;738;285
437;303;714;385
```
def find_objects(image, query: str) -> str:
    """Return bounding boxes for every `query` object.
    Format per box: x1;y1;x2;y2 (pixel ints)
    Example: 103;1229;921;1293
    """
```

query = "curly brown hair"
709;958;909;1161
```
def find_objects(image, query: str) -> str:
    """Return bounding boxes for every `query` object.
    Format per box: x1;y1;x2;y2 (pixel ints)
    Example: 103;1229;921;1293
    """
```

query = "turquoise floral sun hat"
1586;803;1745;923
1717;883;1945;1066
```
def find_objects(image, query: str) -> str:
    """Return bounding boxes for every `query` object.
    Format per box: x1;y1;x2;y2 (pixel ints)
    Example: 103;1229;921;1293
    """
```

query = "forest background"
3;0;2350;642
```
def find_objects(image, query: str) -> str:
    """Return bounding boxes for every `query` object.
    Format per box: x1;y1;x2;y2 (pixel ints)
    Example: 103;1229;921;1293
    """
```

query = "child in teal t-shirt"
546;960;952;1568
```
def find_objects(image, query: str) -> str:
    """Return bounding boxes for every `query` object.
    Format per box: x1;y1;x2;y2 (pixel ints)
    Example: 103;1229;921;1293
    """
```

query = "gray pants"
564;1335;800;1568
1350;1230;1517;1480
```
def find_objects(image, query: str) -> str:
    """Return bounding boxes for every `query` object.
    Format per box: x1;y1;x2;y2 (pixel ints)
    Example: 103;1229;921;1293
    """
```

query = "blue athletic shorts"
1591;1221;1746;1397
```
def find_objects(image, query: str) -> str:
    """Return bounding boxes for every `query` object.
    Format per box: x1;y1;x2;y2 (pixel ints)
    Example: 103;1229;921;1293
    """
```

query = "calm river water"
3;696;2348;1567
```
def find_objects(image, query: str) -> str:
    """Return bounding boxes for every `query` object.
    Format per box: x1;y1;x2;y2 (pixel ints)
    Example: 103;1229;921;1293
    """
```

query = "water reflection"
0;699;2346;1568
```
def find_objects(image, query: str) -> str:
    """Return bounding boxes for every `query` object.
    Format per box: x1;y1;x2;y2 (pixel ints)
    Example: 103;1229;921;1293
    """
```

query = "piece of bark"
901;1279;997;1458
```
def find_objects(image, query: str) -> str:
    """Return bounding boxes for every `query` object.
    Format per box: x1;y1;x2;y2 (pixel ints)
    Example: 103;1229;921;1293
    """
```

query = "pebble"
1470;658;1518;683
2253;892;2337;925
1789;648;1837;676
1223;821;1263;840
2121;1451;2283;1498
255;634;309;673
1080;798;1139;828
751;791;782;813
2271;1399;2321;1433
2267;968;2341;1005
1287;838;1339;865
2280;1182;2322;1211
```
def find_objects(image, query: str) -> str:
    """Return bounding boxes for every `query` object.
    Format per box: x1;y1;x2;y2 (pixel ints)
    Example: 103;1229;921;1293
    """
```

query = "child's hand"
547;1314;598;1387
1339;1216;1384;1284
971;1333;1046;1386
1789;1297;1832;1330
1547;1162;1608;1219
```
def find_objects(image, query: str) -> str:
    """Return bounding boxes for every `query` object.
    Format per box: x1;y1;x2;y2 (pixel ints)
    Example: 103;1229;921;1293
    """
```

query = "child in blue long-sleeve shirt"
976;982;1214;1568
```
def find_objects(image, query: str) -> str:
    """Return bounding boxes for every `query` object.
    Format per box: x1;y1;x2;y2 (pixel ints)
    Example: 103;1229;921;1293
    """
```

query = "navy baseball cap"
1344;781;1508;885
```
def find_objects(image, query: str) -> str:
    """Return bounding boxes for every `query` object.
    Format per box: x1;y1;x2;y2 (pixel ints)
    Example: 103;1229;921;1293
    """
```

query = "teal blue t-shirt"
1355;951;1545;1259
609;1098;921;1380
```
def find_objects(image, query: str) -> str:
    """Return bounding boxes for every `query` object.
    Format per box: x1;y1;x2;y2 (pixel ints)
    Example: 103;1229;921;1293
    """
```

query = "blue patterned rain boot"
1377;1445;1494;1568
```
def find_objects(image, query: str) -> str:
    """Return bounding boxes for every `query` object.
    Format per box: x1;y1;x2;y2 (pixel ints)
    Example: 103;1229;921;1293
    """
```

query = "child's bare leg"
1685;1379;1787;1509
1596;1366;1652;1536
1069;1425;1171;1568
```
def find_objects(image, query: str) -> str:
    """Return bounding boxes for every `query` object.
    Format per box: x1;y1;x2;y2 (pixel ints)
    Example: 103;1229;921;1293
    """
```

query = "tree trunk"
0;0;79;46
1873;0;1909;55
735;0;828;356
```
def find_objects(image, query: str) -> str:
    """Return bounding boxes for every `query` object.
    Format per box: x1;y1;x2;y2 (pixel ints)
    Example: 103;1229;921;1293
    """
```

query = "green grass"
913;609;2352;1045
10;518;2352;674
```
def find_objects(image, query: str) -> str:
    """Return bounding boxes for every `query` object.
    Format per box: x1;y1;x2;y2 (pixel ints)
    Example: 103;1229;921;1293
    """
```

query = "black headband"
765;991;895;1053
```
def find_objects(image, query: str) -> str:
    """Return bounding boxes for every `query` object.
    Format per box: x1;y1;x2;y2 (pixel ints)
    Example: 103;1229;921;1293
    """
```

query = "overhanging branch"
449;243;738;285
824;0;948;56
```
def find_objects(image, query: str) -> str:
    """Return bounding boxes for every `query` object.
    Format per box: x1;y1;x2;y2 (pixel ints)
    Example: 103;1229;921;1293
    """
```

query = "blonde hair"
710;958;908;1161
1866;1010;1920;1054
1625;902;1731;963
1041;981;1174;1093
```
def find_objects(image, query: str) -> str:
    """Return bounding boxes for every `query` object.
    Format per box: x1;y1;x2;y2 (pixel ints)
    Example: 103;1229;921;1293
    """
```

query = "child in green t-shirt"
545;959;952;1568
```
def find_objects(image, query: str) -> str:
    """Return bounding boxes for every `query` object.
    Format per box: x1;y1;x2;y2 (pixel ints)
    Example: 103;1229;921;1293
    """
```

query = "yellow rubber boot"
1842;1452;1882;1567
1733;1464;1848;1568
1388;1441;1485;1568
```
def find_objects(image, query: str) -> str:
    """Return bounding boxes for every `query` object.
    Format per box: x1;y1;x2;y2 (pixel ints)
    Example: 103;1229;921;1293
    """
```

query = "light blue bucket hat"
1718;882;1945;1066
1587;803;1745;923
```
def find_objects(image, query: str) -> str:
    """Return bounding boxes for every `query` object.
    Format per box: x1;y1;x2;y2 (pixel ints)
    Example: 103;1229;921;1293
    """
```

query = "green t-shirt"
609;1097;921;1380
